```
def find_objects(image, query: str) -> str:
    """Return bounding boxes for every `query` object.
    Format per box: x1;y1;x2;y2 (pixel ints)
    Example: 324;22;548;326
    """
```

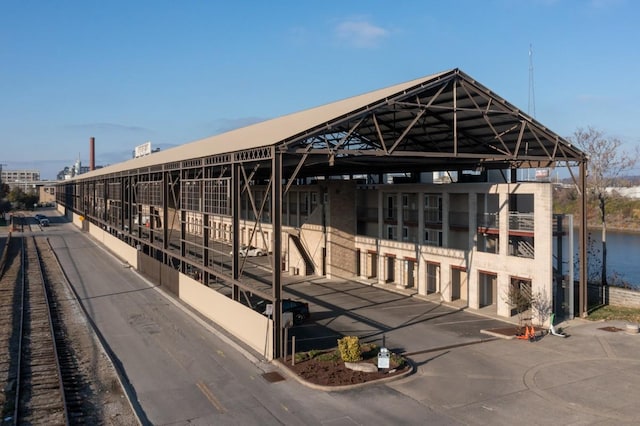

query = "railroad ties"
0;231;85;424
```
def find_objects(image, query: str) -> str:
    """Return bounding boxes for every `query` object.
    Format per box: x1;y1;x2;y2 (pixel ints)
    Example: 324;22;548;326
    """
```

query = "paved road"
48;224;450;425
8;210;639;425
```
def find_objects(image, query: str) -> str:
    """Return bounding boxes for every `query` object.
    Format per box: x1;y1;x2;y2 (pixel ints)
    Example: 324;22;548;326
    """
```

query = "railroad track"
0;235;90;424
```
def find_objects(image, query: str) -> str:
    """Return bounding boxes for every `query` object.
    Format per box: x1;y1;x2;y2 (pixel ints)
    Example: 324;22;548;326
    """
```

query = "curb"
481;329;516;340
272;358;415;392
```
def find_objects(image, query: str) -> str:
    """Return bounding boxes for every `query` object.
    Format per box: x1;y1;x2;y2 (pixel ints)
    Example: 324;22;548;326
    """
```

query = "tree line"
0;183;39;212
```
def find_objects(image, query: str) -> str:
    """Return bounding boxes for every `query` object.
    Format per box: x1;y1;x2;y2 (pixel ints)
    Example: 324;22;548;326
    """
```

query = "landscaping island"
277;341;412;389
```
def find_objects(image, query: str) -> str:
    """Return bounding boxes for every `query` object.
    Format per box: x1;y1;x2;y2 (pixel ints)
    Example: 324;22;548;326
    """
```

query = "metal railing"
477;212;499;229
509;212;534;232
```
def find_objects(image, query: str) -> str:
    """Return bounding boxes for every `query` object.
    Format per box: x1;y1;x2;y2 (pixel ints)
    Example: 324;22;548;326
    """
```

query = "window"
424;229;442;246
181;180;202;211
386;225;396;240
424;194;442;224
204;178;229;215
509;277;533;314
386;194;396;220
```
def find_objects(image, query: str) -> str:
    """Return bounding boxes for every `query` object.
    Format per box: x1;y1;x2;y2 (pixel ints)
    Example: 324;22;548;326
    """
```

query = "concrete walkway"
387;318;640;424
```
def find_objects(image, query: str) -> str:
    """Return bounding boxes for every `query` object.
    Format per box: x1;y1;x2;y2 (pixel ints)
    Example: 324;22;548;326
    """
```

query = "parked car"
254;298;310;325
229;245;266;257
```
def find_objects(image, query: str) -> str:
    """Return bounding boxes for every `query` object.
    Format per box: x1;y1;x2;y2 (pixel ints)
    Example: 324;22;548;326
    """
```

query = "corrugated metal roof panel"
78;70;452;178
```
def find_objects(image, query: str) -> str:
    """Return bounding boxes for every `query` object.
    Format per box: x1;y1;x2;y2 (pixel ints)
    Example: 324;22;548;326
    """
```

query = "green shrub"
390;353;405;368
294;352;309;363
360;342;378;357
337;336;362;362
316;350;341;361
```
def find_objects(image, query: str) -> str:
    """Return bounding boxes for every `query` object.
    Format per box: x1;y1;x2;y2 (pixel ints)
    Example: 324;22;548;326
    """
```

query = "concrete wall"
72;211;84;229
72;214;275;360
609;287;640;309
326;181;357;279
39;186;56;204
86;220;139;268
179;274;274;360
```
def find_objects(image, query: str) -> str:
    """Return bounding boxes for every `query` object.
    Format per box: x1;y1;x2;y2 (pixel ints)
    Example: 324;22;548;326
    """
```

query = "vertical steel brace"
272;148;283;358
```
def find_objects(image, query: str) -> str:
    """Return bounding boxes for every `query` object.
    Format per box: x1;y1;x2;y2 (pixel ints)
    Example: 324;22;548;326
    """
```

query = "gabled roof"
78;68;585;180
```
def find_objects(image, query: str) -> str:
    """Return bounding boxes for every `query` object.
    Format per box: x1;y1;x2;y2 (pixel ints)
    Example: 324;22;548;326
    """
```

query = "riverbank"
586;225;640;234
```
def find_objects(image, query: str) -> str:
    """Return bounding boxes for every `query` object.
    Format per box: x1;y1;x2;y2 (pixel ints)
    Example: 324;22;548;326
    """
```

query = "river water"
573;229;640;288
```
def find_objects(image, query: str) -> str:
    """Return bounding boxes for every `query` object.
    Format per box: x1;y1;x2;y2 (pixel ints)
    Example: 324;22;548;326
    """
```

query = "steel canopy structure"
58;68;589;358
79;68;585;179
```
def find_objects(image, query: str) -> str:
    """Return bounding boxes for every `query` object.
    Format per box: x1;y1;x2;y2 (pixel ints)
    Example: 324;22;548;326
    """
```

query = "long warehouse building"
56;68;589;359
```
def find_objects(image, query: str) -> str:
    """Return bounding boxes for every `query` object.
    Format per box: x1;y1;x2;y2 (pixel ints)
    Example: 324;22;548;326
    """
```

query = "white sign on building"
134;141;152;158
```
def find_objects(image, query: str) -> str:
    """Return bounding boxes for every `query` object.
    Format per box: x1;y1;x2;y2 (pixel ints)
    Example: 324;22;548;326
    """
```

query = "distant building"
39;184;56;205
1;169;41;192
56;157;101;180
1;169;40;183
606;186;640;199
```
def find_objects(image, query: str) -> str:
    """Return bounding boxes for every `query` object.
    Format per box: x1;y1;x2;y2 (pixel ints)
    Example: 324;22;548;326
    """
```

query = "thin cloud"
334;20;389;48
576;94;602;103
66;122;150;133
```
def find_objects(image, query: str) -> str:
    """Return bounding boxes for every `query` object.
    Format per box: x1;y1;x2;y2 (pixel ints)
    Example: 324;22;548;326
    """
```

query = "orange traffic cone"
517;325;536;341
525;325;536;341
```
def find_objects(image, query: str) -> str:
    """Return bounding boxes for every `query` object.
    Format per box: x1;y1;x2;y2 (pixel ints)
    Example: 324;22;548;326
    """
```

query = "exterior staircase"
288;233;315;275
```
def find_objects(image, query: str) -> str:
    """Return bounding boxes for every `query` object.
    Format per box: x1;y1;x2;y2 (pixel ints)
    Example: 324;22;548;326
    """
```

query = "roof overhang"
72;68;586;181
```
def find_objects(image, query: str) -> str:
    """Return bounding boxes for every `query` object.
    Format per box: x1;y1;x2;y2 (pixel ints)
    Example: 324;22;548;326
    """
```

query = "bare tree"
569;127;639;290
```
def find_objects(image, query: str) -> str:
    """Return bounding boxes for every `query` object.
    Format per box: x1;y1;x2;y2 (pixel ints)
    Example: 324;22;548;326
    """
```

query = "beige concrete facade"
199;180;556;325
39;185;56;204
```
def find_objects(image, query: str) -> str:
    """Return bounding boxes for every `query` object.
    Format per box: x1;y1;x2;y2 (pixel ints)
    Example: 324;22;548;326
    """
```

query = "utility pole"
528;44;536;119
525;44;537;181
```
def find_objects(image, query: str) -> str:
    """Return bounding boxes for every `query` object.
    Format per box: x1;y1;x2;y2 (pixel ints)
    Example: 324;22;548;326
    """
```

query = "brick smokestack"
89;137;95;171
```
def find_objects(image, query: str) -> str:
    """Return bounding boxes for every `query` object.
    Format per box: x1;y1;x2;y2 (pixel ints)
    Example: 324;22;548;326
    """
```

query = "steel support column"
453;78;458;156
203;211;209;283
163;173;169;250
272;148;283;358
232;162;241;301
579;161;588;317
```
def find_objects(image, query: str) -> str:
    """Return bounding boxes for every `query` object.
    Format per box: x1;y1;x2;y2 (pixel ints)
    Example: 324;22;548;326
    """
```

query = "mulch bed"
485;325;545;338
278;354;411;387
599;326;624;332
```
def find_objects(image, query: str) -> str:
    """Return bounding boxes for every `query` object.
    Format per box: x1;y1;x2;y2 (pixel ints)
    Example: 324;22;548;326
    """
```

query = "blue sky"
2;0;639;179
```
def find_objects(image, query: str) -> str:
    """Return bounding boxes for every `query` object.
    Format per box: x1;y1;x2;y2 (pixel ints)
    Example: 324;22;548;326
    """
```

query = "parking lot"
275;276;640;424
278;276;510;355
201;246;512;356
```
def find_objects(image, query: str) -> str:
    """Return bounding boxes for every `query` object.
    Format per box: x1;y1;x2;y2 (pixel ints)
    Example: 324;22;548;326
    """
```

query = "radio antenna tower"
528;44;536;118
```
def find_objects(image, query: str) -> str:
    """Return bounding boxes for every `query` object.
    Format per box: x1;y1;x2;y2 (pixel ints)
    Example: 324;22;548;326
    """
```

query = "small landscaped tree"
569;127;639;292
531;291;553;327
504;282;532;330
